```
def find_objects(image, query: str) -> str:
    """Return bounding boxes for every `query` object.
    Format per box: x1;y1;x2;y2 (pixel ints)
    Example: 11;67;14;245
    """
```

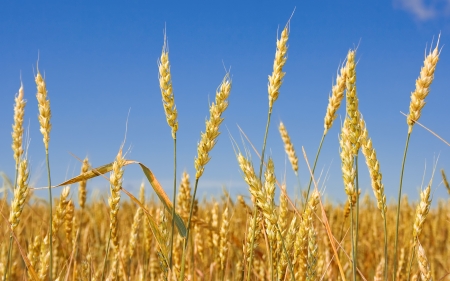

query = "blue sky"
0;0;449;205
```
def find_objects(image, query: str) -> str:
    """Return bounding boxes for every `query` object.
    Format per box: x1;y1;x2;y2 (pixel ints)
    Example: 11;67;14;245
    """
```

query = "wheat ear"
407;39;440;133
359;116;387;215
102;149;125;281
194;73;232;179
306;223;318;281
65;200;74;250
78;157;89;209
36;70;51;150
12;83;25;165
345;50;361;154
412;185;431;247
374;259;385;281
177;172;191;219
359;115;388;280
417;243;432;281
158;32;178;139
340;116;357;281
441;169;449;194
340;118;356;201
279;122;298;173
8;158;29;230
268;26;289;109
219;206;229;280
109;149;125;249
324;64;346;134
278;216;298;281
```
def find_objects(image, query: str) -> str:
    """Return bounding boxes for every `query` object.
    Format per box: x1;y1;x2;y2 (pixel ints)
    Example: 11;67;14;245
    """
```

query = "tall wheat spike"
407;39;440;133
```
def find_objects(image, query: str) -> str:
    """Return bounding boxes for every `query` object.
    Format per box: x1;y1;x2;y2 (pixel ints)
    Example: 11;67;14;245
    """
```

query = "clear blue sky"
0;1;449;205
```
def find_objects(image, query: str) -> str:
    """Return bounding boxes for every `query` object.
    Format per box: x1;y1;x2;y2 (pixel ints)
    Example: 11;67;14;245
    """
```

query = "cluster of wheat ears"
1;18;450;281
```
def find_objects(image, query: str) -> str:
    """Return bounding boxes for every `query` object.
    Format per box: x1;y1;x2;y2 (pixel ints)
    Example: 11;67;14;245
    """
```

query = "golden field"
1;21;449;281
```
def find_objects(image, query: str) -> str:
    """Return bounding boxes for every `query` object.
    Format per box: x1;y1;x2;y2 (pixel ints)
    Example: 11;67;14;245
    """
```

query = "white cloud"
393;0;450;20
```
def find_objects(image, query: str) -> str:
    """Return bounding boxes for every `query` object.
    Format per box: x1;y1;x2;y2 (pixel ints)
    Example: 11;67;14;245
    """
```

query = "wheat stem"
393;132;411;281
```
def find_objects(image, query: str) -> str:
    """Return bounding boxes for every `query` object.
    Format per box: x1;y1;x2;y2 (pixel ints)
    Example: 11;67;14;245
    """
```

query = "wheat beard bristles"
12;83;26;165
35;70;51;150
345;50;361;154
279;122;298;173
340;118;356;202
8;158;29;231
359;116;387;217
108;149;125;249
158;35;178;139
412;185;431;247
407;40;440;133
324;64;346;134
268;26;289;109
194;74;231;179
78;157;89;209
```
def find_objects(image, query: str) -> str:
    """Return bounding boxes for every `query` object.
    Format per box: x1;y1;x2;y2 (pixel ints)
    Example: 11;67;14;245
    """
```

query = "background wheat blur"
1;19;450;281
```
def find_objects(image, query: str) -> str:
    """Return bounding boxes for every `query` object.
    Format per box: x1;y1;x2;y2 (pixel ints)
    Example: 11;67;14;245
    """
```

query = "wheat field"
1;20;449;281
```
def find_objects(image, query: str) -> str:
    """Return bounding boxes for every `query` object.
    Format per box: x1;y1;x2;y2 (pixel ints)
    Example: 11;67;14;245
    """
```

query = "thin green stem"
169;137;177;268
4;168;18;281
101;228;112;281
258;108;272;179
393;132;411;281
350;203;356;281
45;150;53;281
179;178;199;281
305;133;326;207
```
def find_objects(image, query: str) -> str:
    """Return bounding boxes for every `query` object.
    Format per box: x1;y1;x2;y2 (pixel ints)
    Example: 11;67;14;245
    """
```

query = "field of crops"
1;19;449;281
